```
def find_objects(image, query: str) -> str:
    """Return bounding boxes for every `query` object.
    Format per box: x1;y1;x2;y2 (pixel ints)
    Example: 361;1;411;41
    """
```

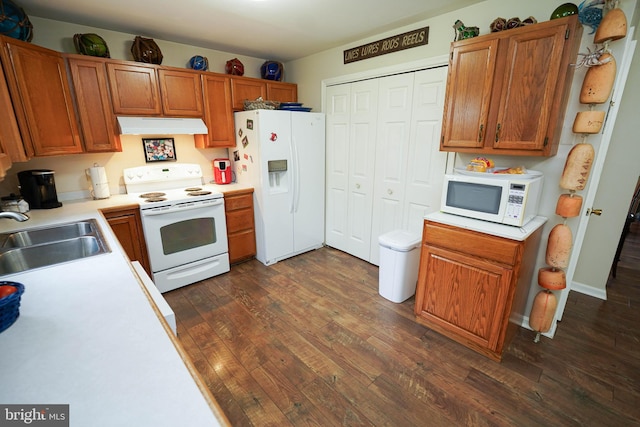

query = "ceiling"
16;0;486;61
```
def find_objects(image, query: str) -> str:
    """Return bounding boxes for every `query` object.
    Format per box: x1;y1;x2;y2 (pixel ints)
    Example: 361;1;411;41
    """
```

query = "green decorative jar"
73;33;110;58
550;3;579;20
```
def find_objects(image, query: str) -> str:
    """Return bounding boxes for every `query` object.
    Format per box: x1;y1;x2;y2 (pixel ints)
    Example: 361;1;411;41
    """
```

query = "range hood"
117;117;208;135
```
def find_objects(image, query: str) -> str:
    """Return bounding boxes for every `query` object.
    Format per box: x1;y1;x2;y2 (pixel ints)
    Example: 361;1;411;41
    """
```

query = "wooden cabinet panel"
0;36;83;157
196;74;234;148
106;62;162;115
102;205;151;276
158;68;203;117
224;189;256;264
230;78;266;110
441;39;497;149
0;64;20;177
440;16;582;156
415;220;542;361
67;56;121;152
417;245;512;351
423;222;520;265
267;82;297;103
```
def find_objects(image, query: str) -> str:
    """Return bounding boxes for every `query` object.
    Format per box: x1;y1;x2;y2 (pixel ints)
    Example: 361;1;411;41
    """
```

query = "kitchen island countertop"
0;194;230;426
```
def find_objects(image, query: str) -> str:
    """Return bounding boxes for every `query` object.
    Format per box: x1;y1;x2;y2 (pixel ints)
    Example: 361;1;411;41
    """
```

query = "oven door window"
160;217;217;255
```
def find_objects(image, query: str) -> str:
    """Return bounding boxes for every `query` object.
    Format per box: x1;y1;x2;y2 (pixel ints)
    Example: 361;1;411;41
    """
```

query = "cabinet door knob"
355;183;361;189
495;123;501;142
478;124;484;142
387;189;393;195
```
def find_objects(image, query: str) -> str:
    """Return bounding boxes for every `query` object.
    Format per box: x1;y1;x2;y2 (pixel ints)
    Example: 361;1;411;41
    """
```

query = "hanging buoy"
529;290;558;342
546;224;573;269
572;110;606;134
556;193;583;218
560;143;595;191
538;267;567;290
594;8;628;44
580;53;617;104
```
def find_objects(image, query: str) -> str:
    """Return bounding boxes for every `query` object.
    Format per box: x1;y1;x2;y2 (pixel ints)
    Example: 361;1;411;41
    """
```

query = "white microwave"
441;171;543;227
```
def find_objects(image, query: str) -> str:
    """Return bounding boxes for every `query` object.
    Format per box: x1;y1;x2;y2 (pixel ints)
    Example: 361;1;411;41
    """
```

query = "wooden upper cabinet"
440;16;582;157
0;35;83;157
441;38;498;150
196;74;235;148
267;82;298;103
0;63;22;176
106;62;162;115
67;56;121;152
231;78;266;110
157;68;204;117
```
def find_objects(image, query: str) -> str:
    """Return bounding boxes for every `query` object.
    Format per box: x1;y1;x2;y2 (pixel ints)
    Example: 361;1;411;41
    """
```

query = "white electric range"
124;163;229;293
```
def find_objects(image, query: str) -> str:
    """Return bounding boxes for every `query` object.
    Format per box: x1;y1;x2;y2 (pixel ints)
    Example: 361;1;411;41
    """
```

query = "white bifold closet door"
326;66;449;265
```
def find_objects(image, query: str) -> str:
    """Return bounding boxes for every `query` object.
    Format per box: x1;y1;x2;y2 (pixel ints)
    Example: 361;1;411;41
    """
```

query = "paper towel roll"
88;166;108;184
87;165;110;199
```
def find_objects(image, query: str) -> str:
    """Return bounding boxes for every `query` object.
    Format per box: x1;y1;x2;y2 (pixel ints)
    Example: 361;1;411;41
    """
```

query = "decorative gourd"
580;53;616;104
573;110;606;134
556;194;583;218
529;290;558;333
594;8;627;44
560;143;595;191
538;267;567;290
546;224;573;269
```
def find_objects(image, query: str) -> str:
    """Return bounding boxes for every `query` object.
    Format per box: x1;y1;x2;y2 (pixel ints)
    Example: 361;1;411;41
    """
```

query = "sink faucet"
0;211;29;222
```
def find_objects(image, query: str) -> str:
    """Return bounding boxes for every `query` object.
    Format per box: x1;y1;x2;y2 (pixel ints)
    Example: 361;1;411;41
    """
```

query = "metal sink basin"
0;220;95;248
0;219;110;275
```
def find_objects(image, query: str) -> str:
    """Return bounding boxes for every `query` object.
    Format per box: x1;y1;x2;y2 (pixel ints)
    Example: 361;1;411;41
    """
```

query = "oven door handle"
141;199;224;216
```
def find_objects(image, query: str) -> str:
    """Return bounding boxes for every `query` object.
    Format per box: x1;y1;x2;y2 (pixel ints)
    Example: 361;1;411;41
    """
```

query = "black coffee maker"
18;169;63;209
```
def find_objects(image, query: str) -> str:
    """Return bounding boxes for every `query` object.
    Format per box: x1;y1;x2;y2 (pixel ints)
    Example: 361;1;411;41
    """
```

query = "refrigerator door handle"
292;136;301;213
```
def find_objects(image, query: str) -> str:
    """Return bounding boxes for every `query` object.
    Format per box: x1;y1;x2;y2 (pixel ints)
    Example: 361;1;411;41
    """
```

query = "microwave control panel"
505;183;526;219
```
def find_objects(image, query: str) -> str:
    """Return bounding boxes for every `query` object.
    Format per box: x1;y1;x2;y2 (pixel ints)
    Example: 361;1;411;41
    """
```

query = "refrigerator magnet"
233;150;240;161
238;129;243;137
241;136;249;148
244;153;249;160
270;132;277;142
246;119;253;130
242;164;247;172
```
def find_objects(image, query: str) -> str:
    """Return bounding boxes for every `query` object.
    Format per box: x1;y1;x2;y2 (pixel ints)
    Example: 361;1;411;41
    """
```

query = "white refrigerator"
233;110;326;266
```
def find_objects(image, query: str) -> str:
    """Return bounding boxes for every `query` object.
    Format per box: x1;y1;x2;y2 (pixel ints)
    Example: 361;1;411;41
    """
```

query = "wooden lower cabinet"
414;220;542;361
101;205;151;276
223;188;256;264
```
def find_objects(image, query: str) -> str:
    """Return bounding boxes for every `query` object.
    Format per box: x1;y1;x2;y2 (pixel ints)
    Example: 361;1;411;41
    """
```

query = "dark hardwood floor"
164;222;640;426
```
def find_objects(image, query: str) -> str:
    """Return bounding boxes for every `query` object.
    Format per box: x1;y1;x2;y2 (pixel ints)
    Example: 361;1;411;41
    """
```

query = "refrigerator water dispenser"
267;159;288;192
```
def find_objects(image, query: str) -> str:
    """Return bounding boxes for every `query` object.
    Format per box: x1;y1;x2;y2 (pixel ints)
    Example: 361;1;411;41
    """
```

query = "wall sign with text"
343;27;429;64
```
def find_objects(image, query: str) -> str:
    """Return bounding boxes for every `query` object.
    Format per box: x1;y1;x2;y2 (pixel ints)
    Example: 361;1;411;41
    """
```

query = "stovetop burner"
139;192;166;199
144;197;167;203
187;190;212;196
184;187;202;192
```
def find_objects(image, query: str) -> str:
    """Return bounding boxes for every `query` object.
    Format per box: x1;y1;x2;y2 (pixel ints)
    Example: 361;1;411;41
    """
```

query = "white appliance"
233;110;325;265
124;163;229;292
441;169;544;227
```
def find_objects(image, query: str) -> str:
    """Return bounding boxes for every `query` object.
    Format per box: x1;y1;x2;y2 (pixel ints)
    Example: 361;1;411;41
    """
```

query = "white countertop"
425;211;548;241
0;194;231;426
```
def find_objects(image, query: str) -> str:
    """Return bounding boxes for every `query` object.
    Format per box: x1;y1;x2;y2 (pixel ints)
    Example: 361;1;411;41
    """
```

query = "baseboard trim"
570;281;608;300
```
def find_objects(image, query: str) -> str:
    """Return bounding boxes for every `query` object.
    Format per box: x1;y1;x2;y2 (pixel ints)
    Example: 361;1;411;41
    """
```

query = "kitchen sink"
0;219;110;275
0;221;95;248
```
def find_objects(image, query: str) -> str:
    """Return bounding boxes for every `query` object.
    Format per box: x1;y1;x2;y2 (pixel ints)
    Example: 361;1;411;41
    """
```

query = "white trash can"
378;230;422;303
